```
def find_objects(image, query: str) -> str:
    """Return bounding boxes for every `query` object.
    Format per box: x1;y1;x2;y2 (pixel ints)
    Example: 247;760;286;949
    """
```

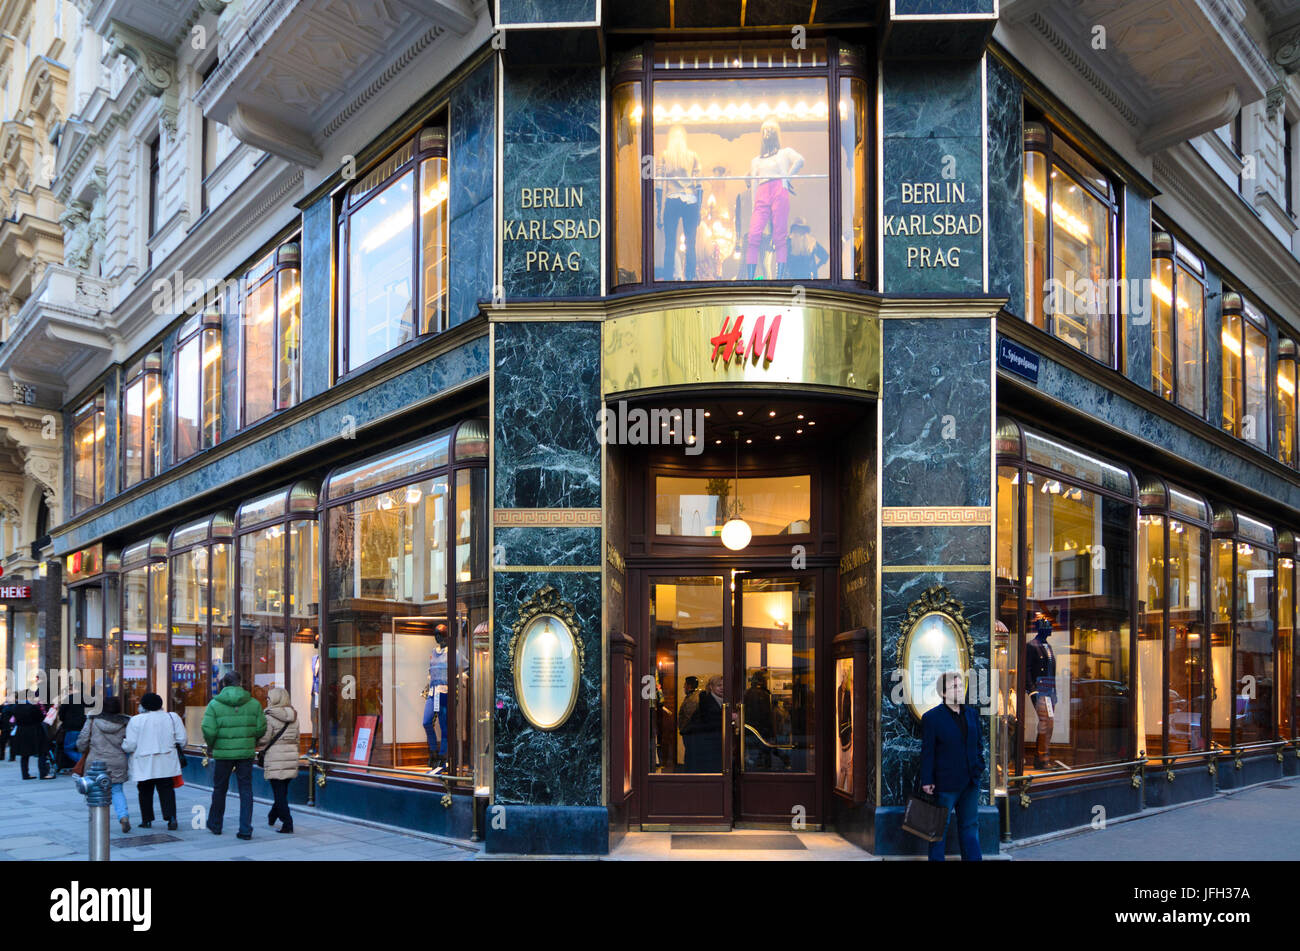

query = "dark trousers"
268;778;293;829
207;758;253;835
137;778;177;823
0;731;9;760
661;197;700;280
20;753;49;778
928;781;983;862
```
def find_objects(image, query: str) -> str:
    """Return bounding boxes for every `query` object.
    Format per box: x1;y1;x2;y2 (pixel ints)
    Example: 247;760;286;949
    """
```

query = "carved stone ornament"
1274;26;1300;73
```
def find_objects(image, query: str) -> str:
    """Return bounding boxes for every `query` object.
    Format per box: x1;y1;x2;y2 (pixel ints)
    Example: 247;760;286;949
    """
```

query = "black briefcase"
901;789;948;843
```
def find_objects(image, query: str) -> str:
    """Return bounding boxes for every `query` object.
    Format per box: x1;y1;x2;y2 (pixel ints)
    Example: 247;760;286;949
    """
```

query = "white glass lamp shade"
721;516;752;551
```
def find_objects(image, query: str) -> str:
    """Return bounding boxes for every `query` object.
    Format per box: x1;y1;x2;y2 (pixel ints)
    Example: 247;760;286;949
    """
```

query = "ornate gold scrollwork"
507;584;585;673
1130;765;1142;789
441;793;453;808
895;585;976;722
1166;769;1175;783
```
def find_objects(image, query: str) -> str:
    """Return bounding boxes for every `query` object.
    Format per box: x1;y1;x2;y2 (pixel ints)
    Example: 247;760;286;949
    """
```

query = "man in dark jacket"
55;699;87;773
201;671;267;840
919;672;984;862
0;696;13;761
11;692;53;779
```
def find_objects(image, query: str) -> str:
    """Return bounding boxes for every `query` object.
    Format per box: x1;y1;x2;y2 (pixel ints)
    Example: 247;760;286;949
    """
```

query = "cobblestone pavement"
0;756;477;861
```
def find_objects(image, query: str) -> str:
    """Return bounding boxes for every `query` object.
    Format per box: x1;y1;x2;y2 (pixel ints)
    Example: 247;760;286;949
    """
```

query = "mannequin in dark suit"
1025;612;1058;769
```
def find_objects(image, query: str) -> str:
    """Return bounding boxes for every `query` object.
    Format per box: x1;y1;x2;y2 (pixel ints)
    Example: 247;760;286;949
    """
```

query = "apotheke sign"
0;585;32;599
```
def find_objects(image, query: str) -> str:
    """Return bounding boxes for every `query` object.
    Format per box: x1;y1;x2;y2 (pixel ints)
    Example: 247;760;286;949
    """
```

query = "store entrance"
639;568;823;828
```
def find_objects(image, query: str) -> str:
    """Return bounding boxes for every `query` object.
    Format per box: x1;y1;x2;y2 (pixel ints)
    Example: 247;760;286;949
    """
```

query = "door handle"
720;702;729;776
738;702;746;772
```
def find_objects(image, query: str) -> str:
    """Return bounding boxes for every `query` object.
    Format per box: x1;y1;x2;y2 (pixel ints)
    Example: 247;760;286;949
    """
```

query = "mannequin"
1025;609;1058;769
655;124;701;280
745;119;804;278
309;632;320;756
421;623;450;773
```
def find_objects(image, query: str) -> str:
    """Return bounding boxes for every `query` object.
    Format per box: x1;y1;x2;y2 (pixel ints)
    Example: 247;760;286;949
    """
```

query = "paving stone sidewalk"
0;756;477;861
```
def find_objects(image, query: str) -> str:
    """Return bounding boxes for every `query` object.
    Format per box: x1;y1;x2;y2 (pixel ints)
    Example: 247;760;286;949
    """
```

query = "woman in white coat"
122;692;187;831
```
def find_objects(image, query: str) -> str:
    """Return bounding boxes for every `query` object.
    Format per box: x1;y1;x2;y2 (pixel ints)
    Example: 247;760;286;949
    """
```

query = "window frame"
239;239;302;429
318;419;489;788
199;57;220;215
147;135;161;237
172;305;223;464
608;38;871;292
995;417;1140;782
1219;292;1272;453
167;513;234;745
1022;120;1123;369
71;391;106;515
1279;338;1297;469
1149;226;1207;419
121;350;163;490
118;535;169;716
336;123;449;378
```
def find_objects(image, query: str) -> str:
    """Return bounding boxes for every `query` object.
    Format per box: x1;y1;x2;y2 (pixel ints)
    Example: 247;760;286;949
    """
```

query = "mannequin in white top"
746;119;805;278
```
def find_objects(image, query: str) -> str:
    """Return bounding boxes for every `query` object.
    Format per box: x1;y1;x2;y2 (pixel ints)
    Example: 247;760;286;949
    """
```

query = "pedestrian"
918;671;984;862
258;687;300;834
122;692;185;831
75;696;132;831
12;692;54;780
57;696;87;774
0;694;13;761
201;671;266;840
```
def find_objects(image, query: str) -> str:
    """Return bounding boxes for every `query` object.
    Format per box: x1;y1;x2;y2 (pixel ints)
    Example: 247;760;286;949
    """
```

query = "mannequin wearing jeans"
422;631;450;770
656;124;701;280
745;119;804;277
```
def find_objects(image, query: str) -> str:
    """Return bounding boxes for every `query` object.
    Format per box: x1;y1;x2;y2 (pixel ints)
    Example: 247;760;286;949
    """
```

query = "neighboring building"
0;0;71;698
8;0;1300;856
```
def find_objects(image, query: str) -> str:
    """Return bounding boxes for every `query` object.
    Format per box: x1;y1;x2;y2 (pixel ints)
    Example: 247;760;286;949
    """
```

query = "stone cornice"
55;83;149;204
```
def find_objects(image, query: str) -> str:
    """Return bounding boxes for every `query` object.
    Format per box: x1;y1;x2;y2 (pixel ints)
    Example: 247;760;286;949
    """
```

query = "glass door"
643;575;732;826
734;573;818;823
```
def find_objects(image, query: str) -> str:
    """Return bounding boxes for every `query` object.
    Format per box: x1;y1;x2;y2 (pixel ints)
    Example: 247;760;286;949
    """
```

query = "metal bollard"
74;760;112;862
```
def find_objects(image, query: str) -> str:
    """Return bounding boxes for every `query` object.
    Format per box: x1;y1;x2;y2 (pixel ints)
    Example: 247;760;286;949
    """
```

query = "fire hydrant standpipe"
74;760;112;862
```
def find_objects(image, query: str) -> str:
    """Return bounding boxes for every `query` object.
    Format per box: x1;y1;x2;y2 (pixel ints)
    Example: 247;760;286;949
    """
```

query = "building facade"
13;0;1300;854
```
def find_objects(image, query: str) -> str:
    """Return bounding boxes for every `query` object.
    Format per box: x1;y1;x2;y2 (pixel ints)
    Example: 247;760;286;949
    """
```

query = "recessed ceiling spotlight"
796;429;803;434
774;435;781;440
768;411;776;417
797;414;804;419
704;411;711;418
745;438;752;444
808;421;816;425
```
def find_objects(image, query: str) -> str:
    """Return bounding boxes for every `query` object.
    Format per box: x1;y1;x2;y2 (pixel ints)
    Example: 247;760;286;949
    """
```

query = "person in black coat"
56;700;87;773
682;676;726;772
919;672;984;862
743;671;775;770
11;693;53;780
0;697;13;761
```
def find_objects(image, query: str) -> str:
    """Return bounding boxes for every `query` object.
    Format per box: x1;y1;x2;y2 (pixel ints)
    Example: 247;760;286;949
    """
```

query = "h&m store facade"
49;2;1300;855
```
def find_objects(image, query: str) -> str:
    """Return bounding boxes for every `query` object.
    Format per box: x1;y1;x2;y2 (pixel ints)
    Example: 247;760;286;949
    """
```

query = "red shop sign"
0;585;31;599
710;313;781;366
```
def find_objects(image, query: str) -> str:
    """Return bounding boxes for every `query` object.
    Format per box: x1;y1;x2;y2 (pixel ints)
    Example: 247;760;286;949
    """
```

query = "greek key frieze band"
493;508;603;527
881;506;992;526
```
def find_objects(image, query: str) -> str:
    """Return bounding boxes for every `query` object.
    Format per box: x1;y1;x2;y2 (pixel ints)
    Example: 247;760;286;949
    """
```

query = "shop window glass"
1168;522;1209;752
996;467;1019;584
326;433;450;499
242;242;301;427
1137;514;1163;757
150;563;169;711
1279;344;1297;468
1023;473;1133;771
1235;543;1275;743
240;525;285;705
104;576;121;704
1023;431;1131;496
340;128;447;374
121;567;150;713
1279;556;1293;738
1221;298;1270;451
122;353;163;489
72;585;105;693
1211;538;1234;746
72;395;105;514
655;474;811;537
454;468;487;780
170;549;208;745
175;310;222;461
1022;122;1119;365
1242;324;1268;452
288;519;319;753
1151;235;1205;416
615;41;866;287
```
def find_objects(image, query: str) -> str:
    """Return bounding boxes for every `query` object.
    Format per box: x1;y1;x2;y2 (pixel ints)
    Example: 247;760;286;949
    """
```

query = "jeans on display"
268;778;293;829
1034;695;1054;765
137;778;177;823
207;758;254;836
423;697;440;760
747;179;791;267
928;781;982;862
661;197;700;280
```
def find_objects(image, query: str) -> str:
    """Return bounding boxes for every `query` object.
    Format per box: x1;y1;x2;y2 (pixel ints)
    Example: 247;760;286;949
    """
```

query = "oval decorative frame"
896;585;974;722
508;585;586;731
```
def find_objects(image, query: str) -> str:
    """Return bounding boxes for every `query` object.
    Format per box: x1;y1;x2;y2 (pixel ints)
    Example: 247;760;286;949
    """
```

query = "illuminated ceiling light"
721;430;751;552
768;411;776;417
704;411;711;418
796;429;803;434
405;485;423;505
808;421;815;426
774;435;781;440
736;410;744;416
377;494;394;511
797;414;804;419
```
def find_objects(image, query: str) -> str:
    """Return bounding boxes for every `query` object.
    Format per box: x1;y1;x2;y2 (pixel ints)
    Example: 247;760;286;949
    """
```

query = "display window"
174;306;223;462
1220;293;1270;452
122;351;163;489
610;40;868;288
7;608;41;695
1150;228;1206;417
1279;339;1297;468
72;392;106;515
119;536;168;715
337;125;448;376
996;418;1136;779
235;481;319;752
169;513;234;745
1022;121;1121;366
322;419;488;783
1211;508;1277;746
67;545;121;705
654;474;811;537
1278;535;1295;739
240;240;302;427
1136;480;1211;757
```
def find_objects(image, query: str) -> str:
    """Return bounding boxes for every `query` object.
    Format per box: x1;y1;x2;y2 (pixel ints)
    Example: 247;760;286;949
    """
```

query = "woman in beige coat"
257;687;300;833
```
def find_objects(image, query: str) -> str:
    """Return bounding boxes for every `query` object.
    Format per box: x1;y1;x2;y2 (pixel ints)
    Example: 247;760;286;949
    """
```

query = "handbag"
901;788;949;843
257;718;292;769
71;752;89;777
175;743;188;768
172;774;184;788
